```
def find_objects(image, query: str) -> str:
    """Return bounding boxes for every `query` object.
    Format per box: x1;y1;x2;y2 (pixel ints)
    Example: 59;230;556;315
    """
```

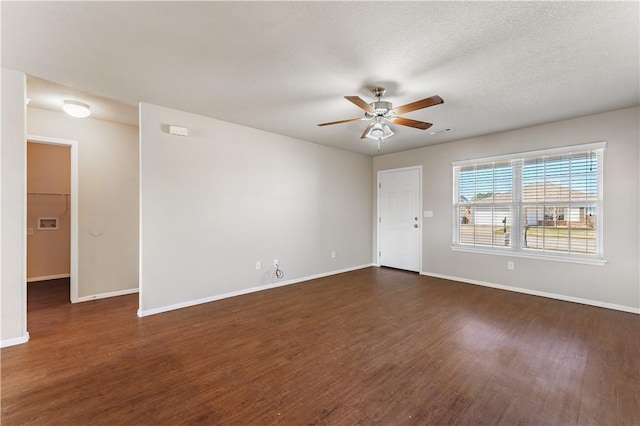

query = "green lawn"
524;226;595;240
459;225;595;240
459;225;596;253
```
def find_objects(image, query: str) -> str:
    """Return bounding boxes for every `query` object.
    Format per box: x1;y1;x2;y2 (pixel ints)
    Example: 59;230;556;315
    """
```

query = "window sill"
450;245;607;266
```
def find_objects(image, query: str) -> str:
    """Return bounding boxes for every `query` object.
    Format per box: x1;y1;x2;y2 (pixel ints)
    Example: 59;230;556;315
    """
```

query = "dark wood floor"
2;268;638;425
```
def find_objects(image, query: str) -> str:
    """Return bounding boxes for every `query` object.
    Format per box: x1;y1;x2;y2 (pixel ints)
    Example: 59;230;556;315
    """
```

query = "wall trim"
138;263;374;317
27;273;70;283
74;287;139;303
1;332;30;348
420;271;640;314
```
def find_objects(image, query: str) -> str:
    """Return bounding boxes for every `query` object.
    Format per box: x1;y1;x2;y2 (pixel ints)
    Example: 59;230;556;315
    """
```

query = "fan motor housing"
367;101;393;118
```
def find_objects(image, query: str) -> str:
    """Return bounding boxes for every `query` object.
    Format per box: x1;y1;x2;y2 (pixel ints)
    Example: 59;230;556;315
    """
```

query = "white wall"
374;107;640;312
139;103;372;315
27;108;139;298
1;69;28;346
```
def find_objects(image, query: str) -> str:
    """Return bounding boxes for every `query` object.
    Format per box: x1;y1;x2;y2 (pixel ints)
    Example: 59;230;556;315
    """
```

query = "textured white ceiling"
3;1;639;155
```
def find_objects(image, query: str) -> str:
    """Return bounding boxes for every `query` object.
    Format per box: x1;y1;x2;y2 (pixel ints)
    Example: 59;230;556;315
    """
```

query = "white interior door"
378;167;421;272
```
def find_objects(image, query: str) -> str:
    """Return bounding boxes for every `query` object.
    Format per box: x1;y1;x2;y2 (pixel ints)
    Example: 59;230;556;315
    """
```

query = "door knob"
414;224;419;228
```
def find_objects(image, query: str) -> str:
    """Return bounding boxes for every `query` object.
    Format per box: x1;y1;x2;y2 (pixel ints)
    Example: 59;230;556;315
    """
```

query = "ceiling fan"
318;87;444;147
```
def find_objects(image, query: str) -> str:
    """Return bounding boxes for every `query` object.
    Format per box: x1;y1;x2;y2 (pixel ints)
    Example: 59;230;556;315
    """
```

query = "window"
452;142;605;264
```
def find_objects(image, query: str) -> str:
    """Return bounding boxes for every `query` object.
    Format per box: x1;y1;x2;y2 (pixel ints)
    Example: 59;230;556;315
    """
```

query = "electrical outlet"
274;259;279;267
507;261;515;270
255;261;261;270
331;251;336;258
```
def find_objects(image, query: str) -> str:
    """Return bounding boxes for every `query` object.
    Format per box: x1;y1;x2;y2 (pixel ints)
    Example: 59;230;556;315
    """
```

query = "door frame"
26;135;79;303
376;165;423;272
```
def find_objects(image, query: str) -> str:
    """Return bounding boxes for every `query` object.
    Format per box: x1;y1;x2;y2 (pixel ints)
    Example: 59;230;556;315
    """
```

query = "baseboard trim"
1;332;30;348
74;287;139;303
138;263;374;317
27;273;70;283
420;271;640;314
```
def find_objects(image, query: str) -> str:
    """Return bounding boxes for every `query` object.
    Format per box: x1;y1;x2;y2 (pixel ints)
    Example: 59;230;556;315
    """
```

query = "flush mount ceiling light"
62;100;91;118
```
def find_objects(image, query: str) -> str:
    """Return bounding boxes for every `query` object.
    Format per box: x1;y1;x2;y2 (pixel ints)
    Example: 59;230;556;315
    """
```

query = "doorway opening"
26;136;79;305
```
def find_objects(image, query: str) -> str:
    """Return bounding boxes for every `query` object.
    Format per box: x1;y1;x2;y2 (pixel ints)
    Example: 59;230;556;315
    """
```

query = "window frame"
451;142;606;266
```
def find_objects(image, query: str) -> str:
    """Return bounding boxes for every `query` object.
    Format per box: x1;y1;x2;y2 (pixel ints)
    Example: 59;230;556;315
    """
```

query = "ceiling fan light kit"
365;118;394;141
318;87;443;151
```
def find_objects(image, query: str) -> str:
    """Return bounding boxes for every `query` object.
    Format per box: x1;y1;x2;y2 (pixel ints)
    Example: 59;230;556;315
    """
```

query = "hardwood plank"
2;268;638;425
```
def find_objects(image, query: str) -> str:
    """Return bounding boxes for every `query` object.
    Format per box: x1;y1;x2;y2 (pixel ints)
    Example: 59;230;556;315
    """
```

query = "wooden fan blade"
360;123;375;139
345;96;375;114
392;95;443;115
317;117;363;127
392;117;433;130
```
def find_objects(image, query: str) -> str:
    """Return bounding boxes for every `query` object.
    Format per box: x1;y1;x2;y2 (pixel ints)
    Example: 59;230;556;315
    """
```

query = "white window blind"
457;161;513;248
453;143;604;262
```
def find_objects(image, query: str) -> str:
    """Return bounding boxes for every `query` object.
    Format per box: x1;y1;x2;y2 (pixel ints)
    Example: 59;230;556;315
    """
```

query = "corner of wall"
1;68;28;344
